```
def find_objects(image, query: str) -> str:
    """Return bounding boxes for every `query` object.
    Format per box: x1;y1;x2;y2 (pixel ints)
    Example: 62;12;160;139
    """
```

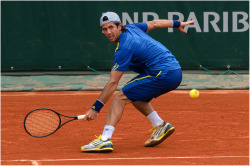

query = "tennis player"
81;12;195;152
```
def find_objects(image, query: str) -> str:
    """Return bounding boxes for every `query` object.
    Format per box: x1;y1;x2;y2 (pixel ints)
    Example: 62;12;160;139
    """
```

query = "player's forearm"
152;19;173;28
146;19;173;32
98;80;118;104
88;81;117;114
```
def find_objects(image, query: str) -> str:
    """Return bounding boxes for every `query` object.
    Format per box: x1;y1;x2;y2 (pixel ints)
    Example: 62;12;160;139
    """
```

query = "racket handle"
77;115;86;120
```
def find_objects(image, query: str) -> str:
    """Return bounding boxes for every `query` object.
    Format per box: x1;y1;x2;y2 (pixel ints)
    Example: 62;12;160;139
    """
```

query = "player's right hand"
84;109;99;121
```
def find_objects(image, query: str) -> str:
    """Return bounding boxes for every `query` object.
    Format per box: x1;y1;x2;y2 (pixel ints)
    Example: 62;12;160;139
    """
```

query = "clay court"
1;90;249;165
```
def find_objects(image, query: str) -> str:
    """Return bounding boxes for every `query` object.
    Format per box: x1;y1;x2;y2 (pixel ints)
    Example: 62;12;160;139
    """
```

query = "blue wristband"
172;20;181;28
91;99;104;113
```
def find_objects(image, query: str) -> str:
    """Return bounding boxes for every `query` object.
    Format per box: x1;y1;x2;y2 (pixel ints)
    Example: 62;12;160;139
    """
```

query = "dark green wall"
1;1;249;71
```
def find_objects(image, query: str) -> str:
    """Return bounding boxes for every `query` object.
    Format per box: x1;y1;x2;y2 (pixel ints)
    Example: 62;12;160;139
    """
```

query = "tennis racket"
24;108;85;138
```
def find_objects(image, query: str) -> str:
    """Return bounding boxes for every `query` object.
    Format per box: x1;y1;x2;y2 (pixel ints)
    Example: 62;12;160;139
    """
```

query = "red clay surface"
1;90;249;165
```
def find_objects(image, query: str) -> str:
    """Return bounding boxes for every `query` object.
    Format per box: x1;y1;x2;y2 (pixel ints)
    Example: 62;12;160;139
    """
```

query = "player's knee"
113;91;124;101
113;91;131;104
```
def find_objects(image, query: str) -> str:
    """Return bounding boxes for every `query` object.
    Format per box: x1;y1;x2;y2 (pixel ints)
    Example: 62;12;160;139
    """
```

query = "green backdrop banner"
1;1;249;71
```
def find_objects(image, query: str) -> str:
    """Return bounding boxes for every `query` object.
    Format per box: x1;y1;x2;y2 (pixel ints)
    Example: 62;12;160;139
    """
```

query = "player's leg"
122;70;182;147
81;90;131;152
132;101;174;147
143;70;182;147
105;90;132;127
132;101;164;127
132;101;154;116
101;90;131;140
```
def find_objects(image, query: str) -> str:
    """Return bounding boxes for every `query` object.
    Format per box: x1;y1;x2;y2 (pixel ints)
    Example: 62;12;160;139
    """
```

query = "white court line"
2;155;249;162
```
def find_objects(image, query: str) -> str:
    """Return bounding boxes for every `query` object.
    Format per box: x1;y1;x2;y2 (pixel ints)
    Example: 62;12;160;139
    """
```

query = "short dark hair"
114;22;127;32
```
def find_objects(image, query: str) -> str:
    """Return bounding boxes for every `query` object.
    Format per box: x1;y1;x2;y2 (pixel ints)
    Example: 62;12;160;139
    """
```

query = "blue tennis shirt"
112;22;181;76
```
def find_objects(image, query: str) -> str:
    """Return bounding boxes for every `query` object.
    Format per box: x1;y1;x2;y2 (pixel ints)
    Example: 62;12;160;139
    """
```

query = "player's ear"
118;23;122;31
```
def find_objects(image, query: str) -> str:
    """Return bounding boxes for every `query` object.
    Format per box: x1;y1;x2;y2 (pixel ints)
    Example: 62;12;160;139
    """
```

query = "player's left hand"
178;20;195;33
84;109;99;121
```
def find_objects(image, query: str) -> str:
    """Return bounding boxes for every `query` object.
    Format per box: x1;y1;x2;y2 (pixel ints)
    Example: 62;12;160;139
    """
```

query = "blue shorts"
122;69;182;102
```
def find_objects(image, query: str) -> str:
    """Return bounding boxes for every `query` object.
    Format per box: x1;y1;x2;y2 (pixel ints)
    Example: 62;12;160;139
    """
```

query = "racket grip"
77;115;86;120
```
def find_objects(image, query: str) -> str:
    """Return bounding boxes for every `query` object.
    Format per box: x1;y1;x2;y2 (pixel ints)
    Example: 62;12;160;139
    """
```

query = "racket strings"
25;110;60;137
26;117;57;133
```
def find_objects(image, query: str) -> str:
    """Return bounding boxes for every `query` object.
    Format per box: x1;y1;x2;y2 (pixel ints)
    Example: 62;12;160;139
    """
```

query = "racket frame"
24;108;80;138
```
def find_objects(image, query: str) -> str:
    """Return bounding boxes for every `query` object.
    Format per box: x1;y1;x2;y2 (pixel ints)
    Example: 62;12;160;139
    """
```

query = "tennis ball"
190;89;199;98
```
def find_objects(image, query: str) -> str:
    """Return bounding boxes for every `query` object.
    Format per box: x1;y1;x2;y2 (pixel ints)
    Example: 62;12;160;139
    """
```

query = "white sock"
101;125;115;140
147;111;164;127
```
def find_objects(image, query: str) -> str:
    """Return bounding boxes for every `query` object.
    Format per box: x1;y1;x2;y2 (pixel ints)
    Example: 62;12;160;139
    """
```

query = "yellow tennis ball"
190;89;199;98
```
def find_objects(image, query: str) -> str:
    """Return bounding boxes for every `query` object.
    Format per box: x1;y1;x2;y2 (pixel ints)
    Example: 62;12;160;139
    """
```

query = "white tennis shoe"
145;121;175;147
81;135;113;152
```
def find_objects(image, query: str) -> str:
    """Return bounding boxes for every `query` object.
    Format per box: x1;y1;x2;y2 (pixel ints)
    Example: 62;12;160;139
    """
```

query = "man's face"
102;22;122;44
